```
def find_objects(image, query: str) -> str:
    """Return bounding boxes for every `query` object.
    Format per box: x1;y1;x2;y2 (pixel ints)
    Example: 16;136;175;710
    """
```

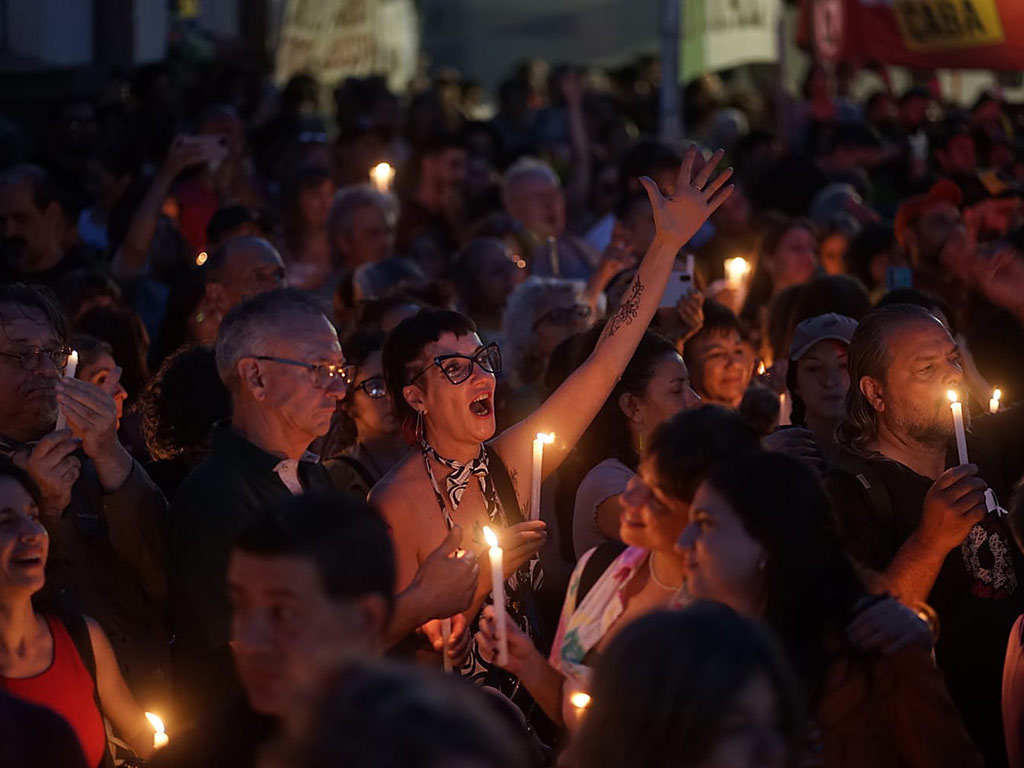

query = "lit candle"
547;236;561;276
440;617;452;672
531;433;555;521
55;350;78;431
947;390;969;465
778;392;791;427
370;162;395;194
145;712;169;750
725;257;751;289
195;250;208;266
482;526;508;666
990;388;1002;415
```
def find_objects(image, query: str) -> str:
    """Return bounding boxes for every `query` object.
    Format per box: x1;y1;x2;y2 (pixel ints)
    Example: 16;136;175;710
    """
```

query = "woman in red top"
0;461;155;767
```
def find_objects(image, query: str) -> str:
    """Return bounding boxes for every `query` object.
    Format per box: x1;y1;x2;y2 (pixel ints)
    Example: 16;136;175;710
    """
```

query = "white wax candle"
990;388;1002;415
778;392;791;427
483;526;508;666
370;162;394;194
547;236;560;276
55;350;78;431
531;433;554;522
440;617;452;672
948;391;969;465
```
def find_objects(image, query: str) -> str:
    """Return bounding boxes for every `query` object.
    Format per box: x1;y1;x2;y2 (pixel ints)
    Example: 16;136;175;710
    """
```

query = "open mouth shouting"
10;551;44;570
469;391;493;418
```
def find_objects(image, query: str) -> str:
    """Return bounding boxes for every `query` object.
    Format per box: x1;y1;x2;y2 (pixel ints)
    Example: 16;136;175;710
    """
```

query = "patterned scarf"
420;439;496;513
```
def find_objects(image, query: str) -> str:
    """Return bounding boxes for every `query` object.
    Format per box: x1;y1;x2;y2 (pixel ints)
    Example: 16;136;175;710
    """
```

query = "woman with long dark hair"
678;452;982;767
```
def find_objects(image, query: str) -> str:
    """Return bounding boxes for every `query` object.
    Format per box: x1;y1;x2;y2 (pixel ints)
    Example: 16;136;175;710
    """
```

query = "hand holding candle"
531;432;555;522
482;526;508;666
948;390;969;466
55;350;78;431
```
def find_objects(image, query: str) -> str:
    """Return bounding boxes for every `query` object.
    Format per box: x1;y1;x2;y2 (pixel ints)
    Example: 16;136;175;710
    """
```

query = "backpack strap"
484;444;525;525
578;540;628;605
831;451;894;522
330;454;377;491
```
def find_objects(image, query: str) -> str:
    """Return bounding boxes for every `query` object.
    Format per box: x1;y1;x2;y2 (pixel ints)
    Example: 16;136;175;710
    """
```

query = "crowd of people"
3;41;1024;768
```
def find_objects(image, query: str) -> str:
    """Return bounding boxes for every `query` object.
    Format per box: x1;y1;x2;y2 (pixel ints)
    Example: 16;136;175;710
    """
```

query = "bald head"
206;236;286;312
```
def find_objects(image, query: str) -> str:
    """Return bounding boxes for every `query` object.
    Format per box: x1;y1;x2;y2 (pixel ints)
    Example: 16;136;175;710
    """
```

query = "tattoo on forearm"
604;277;644;338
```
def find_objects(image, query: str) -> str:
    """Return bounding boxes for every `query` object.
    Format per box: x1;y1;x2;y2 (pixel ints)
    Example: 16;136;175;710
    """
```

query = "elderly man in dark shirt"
169;288;478;725
825;304;1024;767
0;283;168;712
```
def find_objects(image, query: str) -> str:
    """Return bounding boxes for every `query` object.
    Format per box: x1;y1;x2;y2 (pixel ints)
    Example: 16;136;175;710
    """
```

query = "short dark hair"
836;303;943;452
646;405;761;505
382;309;477;431
681;300;742;372
0;164;58;211
206;205;269;247
234;492;395;608
576;603;804;768
0;458;43;508
0;283;69;344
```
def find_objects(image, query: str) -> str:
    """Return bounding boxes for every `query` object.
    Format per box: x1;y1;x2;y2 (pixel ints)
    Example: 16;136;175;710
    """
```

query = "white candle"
370;162;394;194
482;526;508;666
531;433;555;522
948;390;969;465
990;388;1002;415
547;236;561;276
725;257;751;288
440;617;452;672
778;392;791;427
55;350;78;431
145;712;169;750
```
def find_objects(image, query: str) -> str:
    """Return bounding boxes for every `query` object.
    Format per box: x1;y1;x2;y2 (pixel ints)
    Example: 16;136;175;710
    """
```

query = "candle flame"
371;162;393;183
570;692;592;710
947;390;959;403
195;251;208;266
483;525;498;548
536;432;555;444
757;361;766;376
994;388;1002;401
145;712;166;734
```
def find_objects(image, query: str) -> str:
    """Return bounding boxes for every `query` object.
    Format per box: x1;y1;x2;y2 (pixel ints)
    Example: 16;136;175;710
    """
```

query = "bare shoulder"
370;453;424;521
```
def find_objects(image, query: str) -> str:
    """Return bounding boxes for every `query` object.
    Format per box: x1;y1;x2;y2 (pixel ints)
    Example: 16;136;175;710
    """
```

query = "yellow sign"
893;0;1005;51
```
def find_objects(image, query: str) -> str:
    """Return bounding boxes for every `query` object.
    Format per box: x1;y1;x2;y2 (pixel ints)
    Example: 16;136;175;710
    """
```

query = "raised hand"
639;146;733;248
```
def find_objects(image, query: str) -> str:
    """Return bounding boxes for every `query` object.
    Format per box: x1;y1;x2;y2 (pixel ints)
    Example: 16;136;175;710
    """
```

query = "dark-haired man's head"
838;304;960;453
0;164;64;272
228;492;394;716
0;283;70;442
413;133;467;213
682;301;753;409
933;123;977;177
215;288;347;459
206;205;271;249
204;236;286;321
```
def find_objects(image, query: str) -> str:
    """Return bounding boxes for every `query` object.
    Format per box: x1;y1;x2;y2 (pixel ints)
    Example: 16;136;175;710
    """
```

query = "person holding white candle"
374;148;734;705
827;303;1024;765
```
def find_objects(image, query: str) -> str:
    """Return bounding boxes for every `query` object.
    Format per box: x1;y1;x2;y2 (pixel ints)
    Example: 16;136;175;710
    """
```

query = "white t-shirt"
572;458;634;559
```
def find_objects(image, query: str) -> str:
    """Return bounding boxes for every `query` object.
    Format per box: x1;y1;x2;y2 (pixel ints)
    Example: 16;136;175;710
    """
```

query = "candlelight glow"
536;432;555;444
370;162;395;192
570;692;592;710
725;257;751;283
757;361;766;376
145;712;168;749
994;389;1002;402
947;390;959;403
483;526;498;548
195;251;208;266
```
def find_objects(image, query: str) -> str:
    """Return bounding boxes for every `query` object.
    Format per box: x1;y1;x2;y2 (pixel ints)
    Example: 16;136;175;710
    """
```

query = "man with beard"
0;165;95;288
825;303;1024;766
0;282;168;713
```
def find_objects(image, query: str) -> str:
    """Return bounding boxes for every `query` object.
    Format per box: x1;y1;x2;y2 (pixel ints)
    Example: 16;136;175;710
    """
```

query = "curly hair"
139;344;230;462
500;275;584;387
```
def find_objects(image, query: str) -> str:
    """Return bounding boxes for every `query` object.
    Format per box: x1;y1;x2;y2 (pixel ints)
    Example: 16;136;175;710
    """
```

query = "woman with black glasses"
370;148;734;713
320;328;409;494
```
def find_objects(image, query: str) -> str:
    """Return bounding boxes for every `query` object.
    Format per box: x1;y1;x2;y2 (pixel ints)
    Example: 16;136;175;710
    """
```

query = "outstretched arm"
495;146;733;486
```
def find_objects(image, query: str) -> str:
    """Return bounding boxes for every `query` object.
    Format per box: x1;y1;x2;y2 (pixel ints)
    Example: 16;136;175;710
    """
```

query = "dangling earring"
415;410;425;442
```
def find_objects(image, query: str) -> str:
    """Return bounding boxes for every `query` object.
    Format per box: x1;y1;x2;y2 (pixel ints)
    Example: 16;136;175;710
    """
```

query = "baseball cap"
894;178;963;251
789;314;859;360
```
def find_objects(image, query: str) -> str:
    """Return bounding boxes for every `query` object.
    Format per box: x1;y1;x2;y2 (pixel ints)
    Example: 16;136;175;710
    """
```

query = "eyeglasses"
0;345;71;371
251;356;345;389
409;343;502;386
351;375;388;400
533;304;591;329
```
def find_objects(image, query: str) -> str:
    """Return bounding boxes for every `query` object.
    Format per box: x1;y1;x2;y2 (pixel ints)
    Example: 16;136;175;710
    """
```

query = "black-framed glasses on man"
251;356;345;389
350;375;388;400
533;304;591;329
409;343;502;386
0;345;71;371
